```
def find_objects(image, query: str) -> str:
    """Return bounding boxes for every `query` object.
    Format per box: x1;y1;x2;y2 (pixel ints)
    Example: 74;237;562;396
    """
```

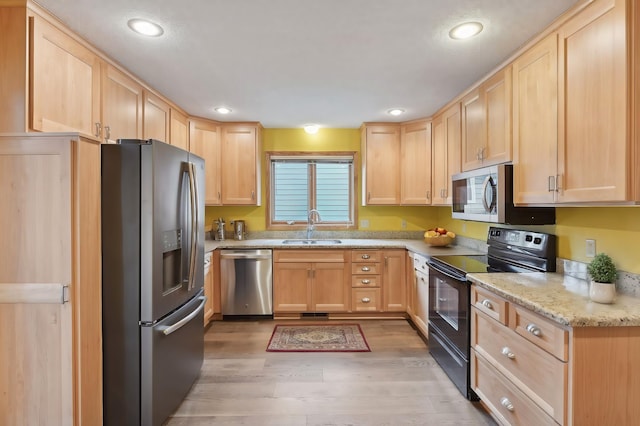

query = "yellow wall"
207;128;640;274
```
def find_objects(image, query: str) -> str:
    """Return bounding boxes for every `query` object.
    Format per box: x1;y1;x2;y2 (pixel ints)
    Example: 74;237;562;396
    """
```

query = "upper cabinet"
143;90;170;142
514;0;638;204
432;103;462;205
221;123;262;205
189;118;222;205
102;64;143;143
361;124;401;205
170;108;189;150
461;67;512;171
400;120;432;205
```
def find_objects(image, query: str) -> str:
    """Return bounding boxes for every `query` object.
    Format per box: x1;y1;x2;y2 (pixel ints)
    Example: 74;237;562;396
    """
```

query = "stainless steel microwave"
451;164;555;224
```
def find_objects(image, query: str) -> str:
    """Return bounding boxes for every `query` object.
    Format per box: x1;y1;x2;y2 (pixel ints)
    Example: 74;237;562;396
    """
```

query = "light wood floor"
165;319;497;426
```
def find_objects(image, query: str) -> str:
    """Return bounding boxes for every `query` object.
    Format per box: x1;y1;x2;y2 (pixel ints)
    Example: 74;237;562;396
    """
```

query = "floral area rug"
266;323;371;352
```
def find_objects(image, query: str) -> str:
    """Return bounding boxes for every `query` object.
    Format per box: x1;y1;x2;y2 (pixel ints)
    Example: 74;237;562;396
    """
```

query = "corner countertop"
205;238;482;258
467;272;640;328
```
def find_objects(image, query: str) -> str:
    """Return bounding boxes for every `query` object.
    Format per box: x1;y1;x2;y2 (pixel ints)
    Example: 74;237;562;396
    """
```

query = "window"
267;152;356;229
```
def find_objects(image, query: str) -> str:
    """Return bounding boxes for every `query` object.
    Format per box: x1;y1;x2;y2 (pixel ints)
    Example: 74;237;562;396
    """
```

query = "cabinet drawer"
472;308;566;423
351;250;381;262
351;288;381;312
509;304;568;361
472;351;558;426
471;285;508;325
274;250;346;263
351;263;380;275
351;275;381;287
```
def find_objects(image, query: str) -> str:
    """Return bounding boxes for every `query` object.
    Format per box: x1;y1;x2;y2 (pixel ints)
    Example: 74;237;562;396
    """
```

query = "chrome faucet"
307;209;321;240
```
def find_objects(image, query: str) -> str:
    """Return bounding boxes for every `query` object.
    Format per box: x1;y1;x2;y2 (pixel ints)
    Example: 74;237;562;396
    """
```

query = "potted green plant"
586;253;617;304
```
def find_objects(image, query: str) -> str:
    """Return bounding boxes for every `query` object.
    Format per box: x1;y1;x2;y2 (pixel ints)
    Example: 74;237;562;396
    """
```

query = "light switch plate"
586;239;596;258
360;219;370;229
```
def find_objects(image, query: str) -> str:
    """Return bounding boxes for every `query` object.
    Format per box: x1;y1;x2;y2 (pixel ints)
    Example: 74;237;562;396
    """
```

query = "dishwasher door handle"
220;253;272;260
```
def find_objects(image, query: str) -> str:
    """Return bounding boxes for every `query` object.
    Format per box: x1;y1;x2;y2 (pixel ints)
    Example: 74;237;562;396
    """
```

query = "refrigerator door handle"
159;296;207;336
187;162;198;291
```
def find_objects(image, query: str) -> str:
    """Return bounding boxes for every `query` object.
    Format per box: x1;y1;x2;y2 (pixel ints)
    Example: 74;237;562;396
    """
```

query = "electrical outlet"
586;239;596;258
401;219;407;229
360;219;369;229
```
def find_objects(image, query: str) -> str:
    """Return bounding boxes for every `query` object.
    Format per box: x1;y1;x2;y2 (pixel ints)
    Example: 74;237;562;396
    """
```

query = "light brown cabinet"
189;118;222;205
400;120;432;205
431;103;462;205
203;252;214;325
361;124;401;205
351;250;383;312
0;133;102;426
170;108;189;151
461;67;512;171
273;250;350;313
381;250;406;312
143;90;171;142
102;64;143;142
221;124;262;205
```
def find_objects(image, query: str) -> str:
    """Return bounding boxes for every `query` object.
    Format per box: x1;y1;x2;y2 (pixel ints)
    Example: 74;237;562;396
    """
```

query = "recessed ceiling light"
449;22;483;40
304;124;319;134
214;107;232;114
127;19;164;37
387;109;405;116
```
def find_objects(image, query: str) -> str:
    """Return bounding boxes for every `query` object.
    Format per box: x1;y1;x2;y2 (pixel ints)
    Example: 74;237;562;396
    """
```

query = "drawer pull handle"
361;279;371;284
500;397;514;412
526;323;542;337
361;297;371;303
501;347;516;360
361;266;370;272
481;299;494;310
361;254;370;259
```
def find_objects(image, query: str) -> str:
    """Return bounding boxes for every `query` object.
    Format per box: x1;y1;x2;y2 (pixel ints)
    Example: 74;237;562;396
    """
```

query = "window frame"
266;151;358;230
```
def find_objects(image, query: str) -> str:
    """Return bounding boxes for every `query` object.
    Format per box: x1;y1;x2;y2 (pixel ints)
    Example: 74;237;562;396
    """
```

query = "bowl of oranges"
424;228;456;246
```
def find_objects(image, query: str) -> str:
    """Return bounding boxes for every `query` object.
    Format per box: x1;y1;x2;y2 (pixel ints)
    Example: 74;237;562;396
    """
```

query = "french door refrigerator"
101;139;205;426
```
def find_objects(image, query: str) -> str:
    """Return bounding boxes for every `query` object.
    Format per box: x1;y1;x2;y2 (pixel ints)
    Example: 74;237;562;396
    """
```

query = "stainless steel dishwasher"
220;249;273;316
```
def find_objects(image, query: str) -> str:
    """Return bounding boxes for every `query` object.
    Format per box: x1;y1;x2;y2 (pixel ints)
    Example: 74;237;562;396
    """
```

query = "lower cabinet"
273;250;350;313
203;251;213;325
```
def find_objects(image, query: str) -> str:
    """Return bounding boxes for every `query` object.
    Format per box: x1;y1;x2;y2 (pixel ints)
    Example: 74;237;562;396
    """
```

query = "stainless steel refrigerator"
101;139;205;426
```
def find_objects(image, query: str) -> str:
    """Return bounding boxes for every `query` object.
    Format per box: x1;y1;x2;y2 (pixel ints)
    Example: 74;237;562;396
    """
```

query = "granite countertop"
467;272;640;328
204;238;482;258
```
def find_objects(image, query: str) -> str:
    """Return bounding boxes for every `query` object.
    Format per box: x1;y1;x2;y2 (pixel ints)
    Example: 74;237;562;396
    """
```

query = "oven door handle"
427;264;467;282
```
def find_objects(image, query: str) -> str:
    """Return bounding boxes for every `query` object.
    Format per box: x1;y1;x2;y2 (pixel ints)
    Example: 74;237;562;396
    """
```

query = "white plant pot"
589;280;616;304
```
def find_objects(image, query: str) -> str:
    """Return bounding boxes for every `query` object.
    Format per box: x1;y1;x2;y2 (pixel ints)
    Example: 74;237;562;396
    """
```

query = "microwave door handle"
481;175;495;213
186;162;198;291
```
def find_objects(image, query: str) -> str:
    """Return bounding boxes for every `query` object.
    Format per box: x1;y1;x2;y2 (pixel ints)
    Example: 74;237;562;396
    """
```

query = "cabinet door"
400;120;432;205
203;252;213;325
190;119;222;205
221;125;260;205
362;125;400;205
273;262;311;313
484;67;512;166
143;90;170;142
170;108;189;151
512;33;558;204
311;262;350;312
382;250;406;312
432;103;461;205
31;14;101;137
102;64;143;143
461;89;485;171
557;0;627;202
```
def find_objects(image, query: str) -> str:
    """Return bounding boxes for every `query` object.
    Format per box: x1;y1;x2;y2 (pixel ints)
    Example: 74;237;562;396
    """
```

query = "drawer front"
274;249;346;263
351;250;381;262
351;288;381;312
473;308;566;423
472;351;558;426
471;285;508;325
351;275;381;288
351;263;380;275
510;304;568;361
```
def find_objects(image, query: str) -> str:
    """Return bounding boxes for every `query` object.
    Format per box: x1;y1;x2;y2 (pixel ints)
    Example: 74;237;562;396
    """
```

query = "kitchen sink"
281;239;342;245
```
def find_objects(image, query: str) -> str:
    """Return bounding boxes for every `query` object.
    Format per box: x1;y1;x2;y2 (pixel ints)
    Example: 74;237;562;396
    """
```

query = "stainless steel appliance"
220;249;273;316
101;139;206;426
451;164;555;224
232;220;246;240
427;227;556;400
214;217;226;240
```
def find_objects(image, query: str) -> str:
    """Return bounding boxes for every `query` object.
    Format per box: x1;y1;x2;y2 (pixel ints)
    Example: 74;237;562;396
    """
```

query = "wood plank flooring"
165;319;496;426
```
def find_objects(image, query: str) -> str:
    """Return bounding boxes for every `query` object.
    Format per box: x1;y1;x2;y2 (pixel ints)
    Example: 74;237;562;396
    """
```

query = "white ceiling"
36;0;579;128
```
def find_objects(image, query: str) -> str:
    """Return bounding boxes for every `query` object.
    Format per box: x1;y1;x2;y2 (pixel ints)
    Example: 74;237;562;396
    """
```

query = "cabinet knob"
501;347;516;360
481;299;493;310
251;191;255;200
361;297;371;303
526;323;542;337
104;125;111;141
94;122;102;138
361;254;370;259
361;279;371;284
361;266;370;272
500;397;514;412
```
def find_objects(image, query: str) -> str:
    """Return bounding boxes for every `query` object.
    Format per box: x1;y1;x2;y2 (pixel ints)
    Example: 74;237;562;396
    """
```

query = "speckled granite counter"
205;238;482;258
467;272;640;327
